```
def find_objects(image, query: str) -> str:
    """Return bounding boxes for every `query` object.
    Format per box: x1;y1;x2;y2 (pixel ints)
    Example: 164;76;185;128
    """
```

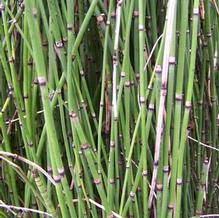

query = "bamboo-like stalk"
175;1;200;217
0;1;218;217
25;1;75;217
148;0;177;208
167;0;190;216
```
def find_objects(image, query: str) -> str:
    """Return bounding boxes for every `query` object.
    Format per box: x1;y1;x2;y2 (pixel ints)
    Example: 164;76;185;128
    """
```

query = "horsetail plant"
0;0;218;218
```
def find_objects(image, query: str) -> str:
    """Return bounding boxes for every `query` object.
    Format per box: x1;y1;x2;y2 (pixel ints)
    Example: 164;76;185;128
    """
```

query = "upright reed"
0;0;218;217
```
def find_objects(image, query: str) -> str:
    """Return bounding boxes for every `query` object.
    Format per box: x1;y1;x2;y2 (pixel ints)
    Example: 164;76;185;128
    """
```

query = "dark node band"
81;143;90;151
176;178;183;185
93;178;101;185
58;168;65;177
37;76;47;86
156;184;163;191
53;175;61;183
142;170;148;177
133;10;139;17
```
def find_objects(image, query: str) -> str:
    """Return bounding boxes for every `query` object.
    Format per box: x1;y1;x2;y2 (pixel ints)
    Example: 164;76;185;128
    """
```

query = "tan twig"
0;202;52;217
188;136;219;152
0;151;56;185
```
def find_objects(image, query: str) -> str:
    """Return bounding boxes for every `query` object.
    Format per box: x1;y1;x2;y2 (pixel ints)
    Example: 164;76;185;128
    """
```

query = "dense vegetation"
0;0;218;217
